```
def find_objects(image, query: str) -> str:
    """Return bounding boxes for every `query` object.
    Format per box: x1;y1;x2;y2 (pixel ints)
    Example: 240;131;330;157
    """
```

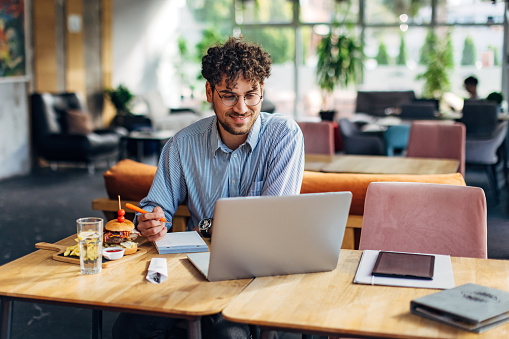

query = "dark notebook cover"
371;251;435;280
411;283;509;333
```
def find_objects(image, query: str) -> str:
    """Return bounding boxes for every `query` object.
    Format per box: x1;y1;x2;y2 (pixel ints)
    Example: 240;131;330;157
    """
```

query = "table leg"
187;317;202;339
92;309;102;339
119;138;127;161
260;329;276;339
1;297;13;339
136;140;144;163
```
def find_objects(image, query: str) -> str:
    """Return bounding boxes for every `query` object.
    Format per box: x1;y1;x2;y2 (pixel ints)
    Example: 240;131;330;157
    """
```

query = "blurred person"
464;76;479;100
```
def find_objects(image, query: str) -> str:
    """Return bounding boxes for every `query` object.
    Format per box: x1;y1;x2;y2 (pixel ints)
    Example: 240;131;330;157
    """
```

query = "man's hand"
137;206;168;242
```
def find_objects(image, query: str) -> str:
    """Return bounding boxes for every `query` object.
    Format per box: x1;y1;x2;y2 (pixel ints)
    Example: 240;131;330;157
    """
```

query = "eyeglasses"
214;88;263;107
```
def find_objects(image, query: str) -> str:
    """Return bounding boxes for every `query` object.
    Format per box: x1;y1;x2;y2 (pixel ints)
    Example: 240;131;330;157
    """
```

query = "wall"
112;0;181;107
0;81;30;179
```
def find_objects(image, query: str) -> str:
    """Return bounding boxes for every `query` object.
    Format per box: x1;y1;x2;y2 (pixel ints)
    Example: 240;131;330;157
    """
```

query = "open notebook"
188;192;352;281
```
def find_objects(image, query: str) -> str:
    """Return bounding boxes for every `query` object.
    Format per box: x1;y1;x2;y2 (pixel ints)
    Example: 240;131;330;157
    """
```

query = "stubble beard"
214;102;256;136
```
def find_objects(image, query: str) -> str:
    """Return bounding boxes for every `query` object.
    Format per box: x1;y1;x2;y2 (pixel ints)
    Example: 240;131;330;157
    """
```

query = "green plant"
376;40;390;65
104;84;134;114
396;33;407;66
316;30;363;98
416;31;452;100
315;1;363;111
461;35;476;66
419;30;435;65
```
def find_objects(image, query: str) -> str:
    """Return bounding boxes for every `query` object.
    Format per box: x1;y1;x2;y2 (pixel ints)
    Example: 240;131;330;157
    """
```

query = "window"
173;0;507;118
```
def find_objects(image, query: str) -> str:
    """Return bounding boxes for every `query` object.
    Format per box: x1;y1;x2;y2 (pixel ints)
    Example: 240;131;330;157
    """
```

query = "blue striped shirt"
138;112;305;230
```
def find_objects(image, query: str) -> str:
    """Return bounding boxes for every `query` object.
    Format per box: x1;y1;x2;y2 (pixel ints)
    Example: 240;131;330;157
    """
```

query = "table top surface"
0;235;251;318
223;249;509;338
125;130;176;140
305;154;460;175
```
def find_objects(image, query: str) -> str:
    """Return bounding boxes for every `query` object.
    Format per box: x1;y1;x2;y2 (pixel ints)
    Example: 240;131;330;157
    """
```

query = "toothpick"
118;195;121;210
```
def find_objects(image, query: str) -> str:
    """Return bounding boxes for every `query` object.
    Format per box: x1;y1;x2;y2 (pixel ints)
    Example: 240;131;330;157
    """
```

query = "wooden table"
223;250;509;338
305;154;460;175
0;236;251;339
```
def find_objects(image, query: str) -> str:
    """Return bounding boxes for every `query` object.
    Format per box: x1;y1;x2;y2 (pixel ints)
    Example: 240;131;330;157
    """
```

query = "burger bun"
105;219;135;232
120;241;138;255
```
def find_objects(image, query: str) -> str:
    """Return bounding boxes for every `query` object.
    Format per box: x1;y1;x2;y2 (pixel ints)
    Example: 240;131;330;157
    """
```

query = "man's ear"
206;82;213;103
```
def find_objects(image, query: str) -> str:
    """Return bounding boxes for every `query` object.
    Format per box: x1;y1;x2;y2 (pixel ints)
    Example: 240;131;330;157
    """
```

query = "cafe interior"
2;0;509;338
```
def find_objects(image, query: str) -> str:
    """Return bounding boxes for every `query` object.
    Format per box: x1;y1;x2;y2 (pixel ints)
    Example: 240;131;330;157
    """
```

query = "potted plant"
104;84;134;116
315;3;363;121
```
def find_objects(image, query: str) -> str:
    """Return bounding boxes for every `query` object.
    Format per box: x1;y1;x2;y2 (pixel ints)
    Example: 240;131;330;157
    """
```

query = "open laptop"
187;191;352;281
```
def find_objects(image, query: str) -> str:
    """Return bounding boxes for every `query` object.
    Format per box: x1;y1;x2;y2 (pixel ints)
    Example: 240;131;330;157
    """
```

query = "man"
112;36;304;339
464;76;479;100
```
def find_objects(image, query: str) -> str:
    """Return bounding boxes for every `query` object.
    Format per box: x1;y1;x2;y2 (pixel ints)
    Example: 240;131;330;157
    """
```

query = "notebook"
187;192;352;281
411;283;509;333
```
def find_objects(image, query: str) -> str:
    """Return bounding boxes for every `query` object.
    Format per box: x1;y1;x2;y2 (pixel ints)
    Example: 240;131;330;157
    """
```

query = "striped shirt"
138;112;305;230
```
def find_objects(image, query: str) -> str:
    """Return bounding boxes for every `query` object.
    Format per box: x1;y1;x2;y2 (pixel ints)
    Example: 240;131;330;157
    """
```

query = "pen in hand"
125;203;167;222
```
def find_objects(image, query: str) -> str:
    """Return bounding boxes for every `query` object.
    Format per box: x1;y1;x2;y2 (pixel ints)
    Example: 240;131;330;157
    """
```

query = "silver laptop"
187;192;352;281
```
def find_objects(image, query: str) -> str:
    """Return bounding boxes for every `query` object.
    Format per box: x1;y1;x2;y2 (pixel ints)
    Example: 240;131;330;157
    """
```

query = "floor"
0;159;508;338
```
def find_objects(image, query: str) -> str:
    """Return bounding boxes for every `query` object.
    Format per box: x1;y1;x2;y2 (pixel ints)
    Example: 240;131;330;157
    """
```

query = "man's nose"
232;97;248;113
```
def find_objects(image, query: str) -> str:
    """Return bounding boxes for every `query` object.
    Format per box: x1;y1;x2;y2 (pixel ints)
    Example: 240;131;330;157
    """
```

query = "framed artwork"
0;0;25;78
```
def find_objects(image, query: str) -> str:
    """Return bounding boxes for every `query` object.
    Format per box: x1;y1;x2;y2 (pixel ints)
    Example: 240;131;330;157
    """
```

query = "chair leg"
485;165;499;204
500;143;508;186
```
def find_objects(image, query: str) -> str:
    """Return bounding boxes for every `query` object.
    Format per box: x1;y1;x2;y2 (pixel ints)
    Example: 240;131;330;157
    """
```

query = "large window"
175;0;507;119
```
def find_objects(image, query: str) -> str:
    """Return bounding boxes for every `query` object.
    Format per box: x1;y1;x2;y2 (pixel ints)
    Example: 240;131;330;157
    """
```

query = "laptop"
187;191;352;281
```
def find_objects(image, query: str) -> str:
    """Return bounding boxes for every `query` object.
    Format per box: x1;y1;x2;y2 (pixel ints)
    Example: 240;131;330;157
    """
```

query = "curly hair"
201;36;272;89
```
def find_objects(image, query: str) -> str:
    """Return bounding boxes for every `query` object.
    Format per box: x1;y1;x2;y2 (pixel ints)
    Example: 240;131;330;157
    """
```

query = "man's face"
206;75;264;145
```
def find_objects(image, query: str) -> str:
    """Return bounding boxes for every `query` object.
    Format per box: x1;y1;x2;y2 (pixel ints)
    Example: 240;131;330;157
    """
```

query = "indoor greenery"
461;35;476;66
376;41;390;65
315;1;363;112
396;33;407;66
416;31;453;100
104;84;134;115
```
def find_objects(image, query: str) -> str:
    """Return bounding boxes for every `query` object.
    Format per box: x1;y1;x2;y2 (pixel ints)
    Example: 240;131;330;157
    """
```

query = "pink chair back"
359;182;487;258
406;121;466;176
297;121;335;155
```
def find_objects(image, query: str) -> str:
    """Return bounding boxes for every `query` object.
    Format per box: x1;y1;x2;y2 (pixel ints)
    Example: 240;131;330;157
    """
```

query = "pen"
125;203;167;222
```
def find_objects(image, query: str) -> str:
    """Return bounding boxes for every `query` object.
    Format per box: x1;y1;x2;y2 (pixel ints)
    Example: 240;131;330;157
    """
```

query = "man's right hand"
136;206;167;242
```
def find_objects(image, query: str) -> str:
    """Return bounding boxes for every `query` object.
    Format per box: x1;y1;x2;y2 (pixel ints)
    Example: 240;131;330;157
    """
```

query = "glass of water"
76;217;103;274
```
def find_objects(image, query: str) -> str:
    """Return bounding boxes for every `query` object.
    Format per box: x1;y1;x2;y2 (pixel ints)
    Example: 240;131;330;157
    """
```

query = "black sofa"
31;92;126;173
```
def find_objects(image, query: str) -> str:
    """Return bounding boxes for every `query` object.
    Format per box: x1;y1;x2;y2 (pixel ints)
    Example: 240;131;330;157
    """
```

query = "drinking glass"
76;217;103;274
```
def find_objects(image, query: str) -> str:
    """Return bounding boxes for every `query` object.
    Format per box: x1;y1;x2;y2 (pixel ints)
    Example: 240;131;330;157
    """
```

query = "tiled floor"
0;160;508;338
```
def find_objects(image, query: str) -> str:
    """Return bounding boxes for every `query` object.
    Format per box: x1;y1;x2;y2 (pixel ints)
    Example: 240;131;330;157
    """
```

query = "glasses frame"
214;87;263;107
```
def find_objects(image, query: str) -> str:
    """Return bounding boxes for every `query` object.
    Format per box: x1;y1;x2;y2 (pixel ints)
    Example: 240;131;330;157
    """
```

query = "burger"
103;219;139;255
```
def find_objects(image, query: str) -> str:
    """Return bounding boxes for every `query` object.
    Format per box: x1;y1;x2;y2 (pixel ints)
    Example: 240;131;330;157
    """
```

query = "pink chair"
297;121;335;155
406;121;466;176
359;182;487;258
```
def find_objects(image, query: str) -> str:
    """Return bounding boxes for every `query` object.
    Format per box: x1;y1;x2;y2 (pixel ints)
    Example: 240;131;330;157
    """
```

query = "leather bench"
92;159;466;249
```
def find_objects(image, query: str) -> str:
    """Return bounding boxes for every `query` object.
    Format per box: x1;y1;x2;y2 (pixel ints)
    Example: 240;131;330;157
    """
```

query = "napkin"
146;258;168;284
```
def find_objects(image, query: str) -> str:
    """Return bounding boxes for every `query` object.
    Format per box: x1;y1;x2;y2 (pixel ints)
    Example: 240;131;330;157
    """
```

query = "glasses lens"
221;94;238;106
244;94;261;106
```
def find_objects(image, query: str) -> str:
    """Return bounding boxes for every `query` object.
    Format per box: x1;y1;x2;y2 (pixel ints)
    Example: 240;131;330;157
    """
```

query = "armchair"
338;118;385;155
31;92;125;173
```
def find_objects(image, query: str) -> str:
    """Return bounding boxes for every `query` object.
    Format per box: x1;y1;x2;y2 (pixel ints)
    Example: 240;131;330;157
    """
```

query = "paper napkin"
146;258;168;284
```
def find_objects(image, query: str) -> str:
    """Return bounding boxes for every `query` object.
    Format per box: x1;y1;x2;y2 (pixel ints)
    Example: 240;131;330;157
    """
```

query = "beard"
213;101;258;136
